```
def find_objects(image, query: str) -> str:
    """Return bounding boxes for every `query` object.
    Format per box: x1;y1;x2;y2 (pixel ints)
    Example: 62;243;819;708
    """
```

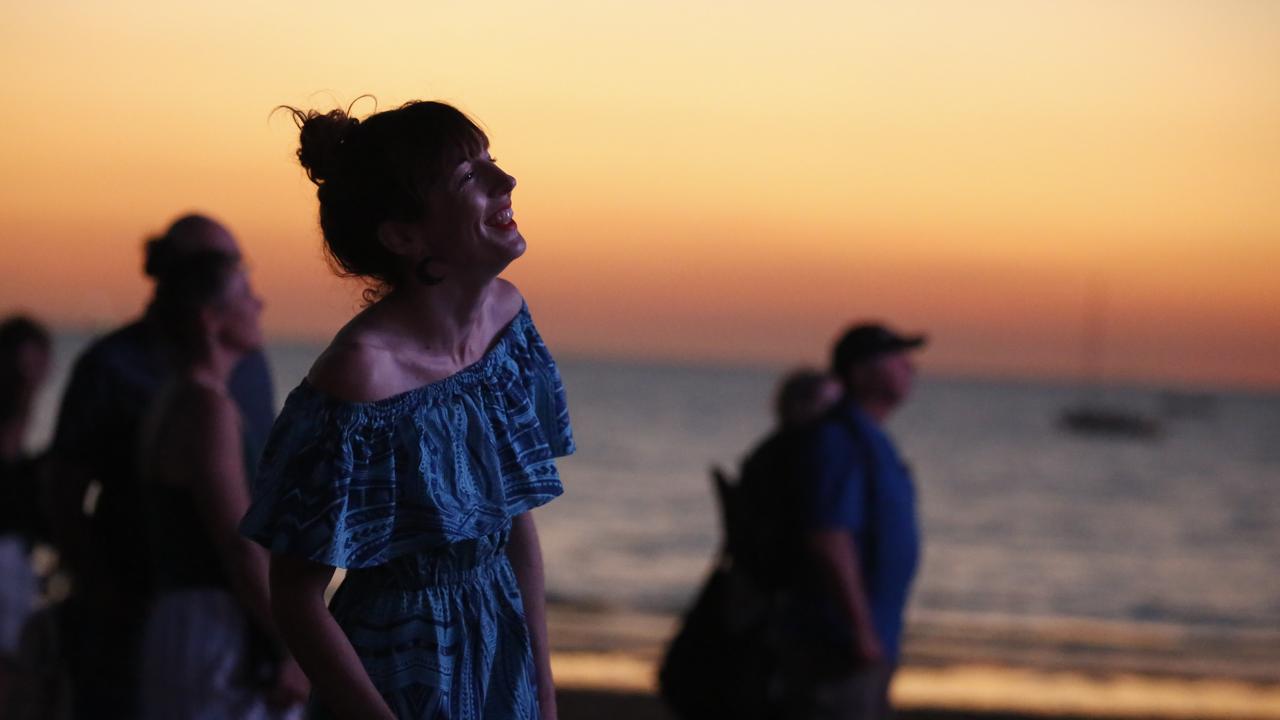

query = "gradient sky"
2;1;1277;388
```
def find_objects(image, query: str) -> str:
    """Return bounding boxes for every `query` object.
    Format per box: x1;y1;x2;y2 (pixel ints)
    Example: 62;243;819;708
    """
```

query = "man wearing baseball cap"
782;322;926;719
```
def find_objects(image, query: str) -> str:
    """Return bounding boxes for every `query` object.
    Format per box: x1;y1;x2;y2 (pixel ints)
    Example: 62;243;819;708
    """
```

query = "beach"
22;337;1280;719
4;2;1279;714
547;605;1280;720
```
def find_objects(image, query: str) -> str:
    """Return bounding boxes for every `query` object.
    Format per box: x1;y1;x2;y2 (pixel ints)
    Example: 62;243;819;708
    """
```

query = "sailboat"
1058;277;1162;440
1060;405;1162;438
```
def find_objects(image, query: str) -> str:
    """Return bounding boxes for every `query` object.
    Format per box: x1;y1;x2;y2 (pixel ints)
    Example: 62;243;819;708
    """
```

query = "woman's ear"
376;219;423;259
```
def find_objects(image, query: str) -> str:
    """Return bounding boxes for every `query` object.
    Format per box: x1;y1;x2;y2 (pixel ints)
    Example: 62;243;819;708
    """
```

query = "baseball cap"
832;322;927;374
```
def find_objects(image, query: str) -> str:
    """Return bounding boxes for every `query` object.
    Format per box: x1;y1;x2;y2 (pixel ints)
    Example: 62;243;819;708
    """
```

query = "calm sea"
29;332;1280;636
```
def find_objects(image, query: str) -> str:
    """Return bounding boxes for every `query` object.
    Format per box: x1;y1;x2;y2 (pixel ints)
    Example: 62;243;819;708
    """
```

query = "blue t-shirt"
800;402;920;661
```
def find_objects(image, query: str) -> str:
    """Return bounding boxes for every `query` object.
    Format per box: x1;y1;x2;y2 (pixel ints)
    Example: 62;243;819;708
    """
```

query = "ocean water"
28;332;1280;636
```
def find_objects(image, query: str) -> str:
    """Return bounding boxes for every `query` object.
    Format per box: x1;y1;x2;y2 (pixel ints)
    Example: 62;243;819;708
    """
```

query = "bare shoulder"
174;382;238;427
308;283;526;404
165;382;241;452
307;332;402;404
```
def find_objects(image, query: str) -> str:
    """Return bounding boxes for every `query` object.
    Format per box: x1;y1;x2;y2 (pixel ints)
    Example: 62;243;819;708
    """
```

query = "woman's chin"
493;234;528;266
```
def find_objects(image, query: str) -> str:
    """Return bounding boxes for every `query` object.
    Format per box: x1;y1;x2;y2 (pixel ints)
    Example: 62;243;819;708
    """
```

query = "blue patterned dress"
240;304;573;719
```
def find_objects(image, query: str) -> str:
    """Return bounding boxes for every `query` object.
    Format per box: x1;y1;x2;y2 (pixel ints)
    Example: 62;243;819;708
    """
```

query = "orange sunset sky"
2;1;1277;388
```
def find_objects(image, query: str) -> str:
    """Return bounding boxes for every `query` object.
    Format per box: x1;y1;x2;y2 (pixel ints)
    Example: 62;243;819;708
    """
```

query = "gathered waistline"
344;550;511;591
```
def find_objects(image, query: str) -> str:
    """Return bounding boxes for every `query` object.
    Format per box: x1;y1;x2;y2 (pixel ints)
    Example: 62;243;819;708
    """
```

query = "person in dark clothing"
784;322;926;720
0;316;53;706
0;315;53;554
660;369;841;720
136;250;306;717
45;214;276;718
735;369;844;591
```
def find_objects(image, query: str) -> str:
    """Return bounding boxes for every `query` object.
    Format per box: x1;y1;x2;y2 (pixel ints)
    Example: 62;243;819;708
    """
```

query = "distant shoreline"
37;327;1280;397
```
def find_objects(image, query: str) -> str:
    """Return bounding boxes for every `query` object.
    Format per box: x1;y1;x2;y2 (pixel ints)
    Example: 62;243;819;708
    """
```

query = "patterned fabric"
241;303;573;718
322;529;536;720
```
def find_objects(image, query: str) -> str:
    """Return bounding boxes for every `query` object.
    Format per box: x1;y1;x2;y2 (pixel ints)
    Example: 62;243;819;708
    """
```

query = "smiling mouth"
486;207;516;229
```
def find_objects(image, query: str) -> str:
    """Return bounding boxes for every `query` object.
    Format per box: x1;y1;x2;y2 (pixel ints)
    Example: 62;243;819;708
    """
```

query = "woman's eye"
460;170;475;185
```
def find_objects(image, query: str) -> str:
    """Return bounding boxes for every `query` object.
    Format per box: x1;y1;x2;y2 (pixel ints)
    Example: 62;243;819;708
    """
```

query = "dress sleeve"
240;358;570;568
242;305;574;567
524;320;575;460
238;390;383;568
479;316;573;513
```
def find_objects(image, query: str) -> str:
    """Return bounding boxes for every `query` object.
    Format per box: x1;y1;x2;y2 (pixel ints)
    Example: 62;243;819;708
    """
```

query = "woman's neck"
382;277;500;364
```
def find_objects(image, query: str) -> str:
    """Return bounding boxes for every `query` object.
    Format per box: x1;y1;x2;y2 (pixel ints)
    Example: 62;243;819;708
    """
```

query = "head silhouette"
774;369;842;428
0;315;52;424
143;214;240;281
151;251;261;363
283;100;491;298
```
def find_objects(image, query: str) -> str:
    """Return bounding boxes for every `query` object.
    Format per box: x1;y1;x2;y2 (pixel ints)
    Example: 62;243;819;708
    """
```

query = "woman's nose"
490;165;516;194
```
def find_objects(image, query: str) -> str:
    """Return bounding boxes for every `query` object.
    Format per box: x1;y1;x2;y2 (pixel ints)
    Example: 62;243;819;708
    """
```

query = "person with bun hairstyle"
240;100;573;719
47;214;276;718
137;251;308;718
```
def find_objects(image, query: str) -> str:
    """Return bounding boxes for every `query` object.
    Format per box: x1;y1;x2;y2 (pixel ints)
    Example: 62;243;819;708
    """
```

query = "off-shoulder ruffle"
239;304;574;569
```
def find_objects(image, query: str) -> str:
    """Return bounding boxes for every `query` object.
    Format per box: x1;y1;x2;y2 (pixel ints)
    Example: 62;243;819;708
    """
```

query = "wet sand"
549;605;1280;720
557;687;1280;720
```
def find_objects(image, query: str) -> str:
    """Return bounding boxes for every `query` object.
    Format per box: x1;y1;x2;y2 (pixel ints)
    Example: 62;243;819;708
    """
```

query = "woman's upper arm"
183;391;253;545
269;551;336;603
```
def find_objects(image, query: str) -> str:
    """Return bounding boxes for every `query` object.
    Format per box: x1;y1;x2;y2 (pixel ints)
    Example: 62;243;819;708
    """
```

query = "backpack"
657;468;779;720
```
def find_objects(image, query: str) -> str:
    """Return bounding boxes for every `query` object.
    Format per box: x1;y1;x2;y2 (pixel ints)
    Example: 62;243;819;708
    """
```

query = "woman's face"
422;145;525;276
212;268;264;353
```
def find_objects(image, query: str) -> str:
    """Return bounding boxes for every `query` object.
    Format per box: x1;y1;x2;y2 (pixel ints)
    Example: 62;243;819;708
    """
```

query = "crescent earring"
415;256;444;286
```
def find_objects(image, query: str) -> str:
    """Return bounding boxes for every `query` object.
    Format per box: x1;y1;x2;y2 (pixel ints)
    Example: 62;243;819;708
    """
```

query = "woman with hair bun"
45;213;278;718
241;100;573;719
137;251;308;718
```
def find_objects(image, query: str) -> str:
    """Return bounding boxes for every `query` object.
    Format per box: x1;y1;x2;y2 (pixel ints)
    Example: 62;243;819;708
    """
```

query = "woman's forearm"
507;512;557;718
270;559;395;720
220;538;279;640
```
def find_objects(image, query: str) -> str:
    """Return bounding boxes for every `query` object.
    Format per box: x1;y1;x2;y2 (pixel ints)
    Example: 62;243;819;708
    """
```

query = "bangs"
399;101;489;190
437;111;488;161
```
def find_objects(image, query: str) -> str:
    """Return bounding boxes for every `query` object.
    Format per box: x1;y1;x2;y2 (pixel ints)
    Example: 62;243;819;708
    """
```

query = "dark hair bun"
288;108;360;186
281;99;489;301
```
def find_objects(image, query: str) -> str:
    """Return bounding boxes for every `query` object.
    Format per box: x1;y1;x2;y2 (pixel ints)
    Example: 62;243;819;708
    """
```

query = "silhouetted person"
136;250;306;717
660;369;841;720
240;100;572;719
735;369;843;593
46;215;276;718
0;316;52;706
784;323;926;720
